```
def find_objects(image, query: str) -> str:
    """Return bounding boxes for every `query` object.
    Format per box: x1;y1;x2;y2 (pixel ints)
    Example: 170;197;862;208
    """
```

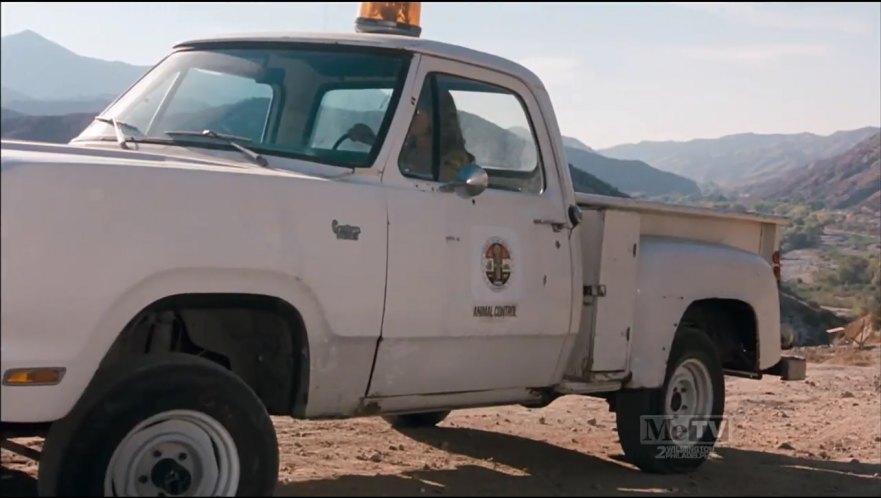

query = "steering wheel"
332;133;351;151
333;123;376;150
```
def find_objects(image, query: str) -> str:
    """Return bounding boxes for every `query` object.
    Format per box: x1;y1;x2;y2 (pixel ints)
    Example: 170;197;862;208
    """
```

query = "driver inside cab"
345;87;475;182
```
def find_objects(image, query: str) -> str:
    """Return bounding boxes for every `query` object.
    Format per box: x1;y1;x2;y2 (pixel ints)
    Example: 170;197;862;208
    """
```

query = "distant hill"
509;126;594;153
0;107;23;120
165;97;272;142
752;133;881;212
0;30;694;197
0;102;686;198
1;86;32;103
568;165;627;197
562;136;594;153
1;96;113;117
1;113;95;143
0;30;149;103
480;119;694;196
599;127;881;187
565;147;700;197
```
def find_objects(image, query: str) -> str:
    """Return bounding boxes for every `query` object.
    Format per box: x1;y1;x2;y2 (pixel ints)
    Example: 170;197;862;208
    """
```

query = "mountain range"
1;30;149;101
499;127;696;196
1;112;97;144
0;108;632;198
751;133;881;213
0;30;698;198
599;127;880;188
2;29;877;204
565;147;699;197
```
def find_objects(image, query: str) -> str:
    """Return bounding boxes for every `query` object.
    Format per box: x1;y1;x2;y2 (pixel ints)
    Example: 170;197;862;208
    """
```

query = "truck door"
369;56;575;397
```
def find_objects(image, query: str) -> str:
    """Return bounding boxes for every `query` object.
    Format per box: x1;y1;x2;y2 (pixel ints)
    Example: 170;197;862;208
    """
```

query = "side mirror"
568;205;583;227
439;163;489;197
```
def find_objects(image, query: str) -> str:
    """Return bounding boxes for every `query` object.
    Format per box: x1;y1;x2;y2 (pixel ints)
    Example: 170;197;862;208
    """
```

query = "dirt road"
3;347;880;496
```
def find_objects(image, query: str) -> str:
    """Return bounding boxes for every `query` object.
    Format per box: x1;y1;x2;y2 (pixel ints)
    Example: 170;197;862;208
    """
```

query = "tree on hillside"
872;256;881;288
850;256;880;335
782;222;823;252
868;257;881;331
833;256;871;286
752;201;775;214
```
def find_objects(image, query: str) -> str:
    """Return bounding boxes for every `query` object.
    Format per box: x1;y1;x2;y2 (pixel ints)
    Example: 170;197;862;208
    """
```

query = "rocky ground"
3;346;880;496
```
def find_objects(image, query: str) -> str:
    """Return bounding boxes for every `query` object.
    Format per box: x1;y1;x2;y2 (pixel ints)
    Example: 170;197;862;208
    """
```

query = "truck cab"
0;3;802;496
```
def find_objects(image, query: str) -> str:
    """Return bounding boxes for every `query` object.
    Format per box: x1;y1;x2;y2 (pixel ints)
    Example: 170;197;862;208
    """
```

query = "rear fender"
627;237;780;389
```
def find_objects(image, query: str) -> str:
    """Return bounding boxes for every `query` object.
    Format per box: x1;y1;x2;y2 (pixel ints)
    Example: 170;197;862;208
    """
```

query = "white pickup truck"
1;3;804;496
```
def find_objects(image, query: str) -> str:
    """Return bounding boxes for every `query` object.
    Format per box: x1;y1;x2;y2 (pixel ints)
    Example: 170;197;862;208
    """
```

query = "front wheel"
38;353;279;496
614;327;725;474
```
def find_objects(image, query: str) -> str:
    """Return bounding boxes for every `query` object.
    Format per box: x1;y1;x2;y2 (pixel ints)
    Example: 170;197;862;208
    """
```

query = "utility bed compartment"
565;208;640;381
563;194;788;383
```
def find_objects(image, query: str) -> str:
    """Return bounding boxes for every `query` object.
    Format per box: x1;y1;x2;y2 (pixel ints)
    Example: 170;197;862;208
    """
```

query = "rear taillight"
772;250;781;282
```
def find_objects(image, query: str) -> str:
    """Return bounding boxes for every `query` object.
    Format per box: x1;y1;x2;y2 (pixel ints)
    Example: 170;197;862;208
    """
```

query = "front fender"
626;236;781;389
2;153;388;423
1;267;336;422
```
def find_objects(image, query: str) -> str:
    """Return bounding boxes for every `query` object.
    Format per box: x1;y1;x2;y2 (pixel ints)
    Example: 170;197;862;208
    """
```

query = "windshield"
75;45;412;168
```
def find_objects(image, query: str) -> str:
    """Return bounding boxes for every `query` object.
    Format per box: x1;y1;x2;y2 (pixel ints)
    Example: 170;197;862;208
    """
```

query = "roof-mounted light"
355;2;421;38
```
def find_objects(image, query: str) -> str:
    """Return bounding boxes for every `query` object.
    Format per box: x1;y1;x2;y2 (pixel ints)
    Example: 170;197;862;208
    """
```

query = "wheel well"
100;293;309;416
679;299;758;371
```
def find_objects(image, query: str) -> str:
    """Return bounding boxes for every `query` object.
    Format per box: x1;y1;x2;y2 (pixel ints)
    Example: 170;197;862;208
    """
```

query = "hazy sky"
2;2;879;148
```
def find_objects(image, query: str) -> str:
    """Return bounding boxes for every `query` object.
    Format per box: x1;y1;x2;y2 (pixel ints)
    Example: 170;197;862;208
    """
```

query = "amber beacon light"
355;2;422;37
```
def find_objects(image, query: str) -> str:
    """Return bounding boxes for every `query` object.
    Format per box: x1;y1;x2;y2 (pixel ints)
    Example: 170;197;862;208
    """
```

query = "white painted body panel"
575;193;788;227
370;54;575;397
0;31;787;424
1;140;389;421
566;195;783;389
624;236;782;388
584;210;640;373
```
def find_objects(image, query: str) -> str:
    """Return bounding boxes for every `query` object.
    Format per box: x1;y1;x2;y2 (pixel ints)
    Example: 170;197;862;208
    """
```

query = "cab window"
398;73;544;194
309;87;394;152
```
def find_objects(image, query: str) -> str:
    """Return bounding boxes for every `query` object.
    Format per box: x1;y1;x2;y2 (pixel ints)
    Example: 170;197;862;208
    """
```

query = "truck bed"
563;193;788;384
576;193;788;260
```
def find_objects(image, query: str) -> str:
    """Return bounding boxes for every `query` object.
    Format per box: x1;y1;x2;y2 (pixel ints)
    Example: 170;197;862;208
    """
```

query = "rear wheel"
614;327;725;474
38;353;279;496
382;411;451;428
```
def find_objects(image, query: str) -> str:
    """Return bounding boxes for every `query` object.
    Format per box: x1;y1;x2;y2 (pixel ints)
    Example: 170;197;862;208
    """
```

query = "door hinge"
583;285;606;298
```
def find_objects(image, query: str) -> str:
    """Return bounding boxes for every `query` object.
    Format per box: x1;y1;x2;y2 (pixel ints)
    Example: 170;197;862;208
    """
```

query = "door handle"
533;219;568;232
